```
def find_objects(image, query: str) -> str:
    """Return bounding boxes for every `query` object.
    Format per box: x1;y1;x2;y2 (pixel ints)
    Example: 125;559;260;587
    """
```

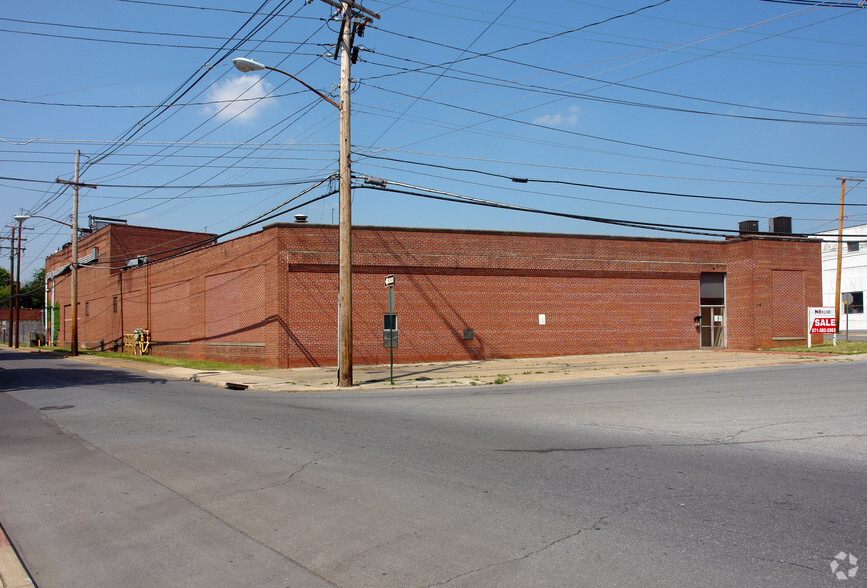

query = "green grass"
764;340;867;355
44;347;266;371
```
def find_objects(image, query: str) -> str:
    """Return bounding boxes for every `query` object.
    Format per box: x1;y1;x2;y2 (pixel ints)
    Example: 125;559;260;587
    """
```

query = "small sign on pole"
843;293;854;342
807;306;836;348
385;275;396;384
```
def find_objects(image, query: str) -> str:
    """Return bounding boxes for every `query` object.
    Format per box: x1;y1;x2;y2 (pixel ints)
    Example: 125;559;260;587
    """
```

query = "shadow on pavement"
0;350;169;392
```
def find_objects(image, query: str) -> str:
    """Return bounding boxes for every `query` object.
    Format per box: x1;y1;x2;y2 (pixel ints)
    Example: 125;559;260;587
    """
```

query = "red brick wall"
45;223;216;351
46;223;823;366
115;229;281;366
723;238;823;348
0;309;42;321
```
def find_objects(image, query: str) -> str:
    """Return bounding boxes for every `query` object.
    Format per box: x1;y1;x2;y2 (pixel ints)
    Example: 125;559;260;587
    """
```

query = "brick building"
45;221;823;368
1;308;43;345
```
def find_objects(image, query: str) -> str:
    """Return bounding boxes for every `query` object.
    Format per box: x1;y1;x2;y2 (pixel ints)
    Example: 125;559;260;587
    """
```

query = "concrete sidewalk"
0;525;32;588
48;347;863;392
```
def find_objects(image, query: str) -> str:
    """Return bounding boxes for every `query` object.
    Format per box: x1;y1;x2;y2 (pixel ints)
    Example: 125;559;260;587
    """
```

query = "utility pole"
337;0;353;387
234;1;377;386
6;226;14;347
5;221;30;349
14;220;22;348
834;177;864;335
321;0;379;387
0;235;8;344
56;149;97;356
0;235;8;346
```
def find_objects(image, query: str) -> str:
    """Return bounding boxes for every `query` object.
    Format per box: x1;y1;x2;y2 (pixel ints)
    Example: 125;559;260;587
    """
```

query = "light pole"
233;1;378;387
15;214;74;353
233;47;354;385
7;224;14;348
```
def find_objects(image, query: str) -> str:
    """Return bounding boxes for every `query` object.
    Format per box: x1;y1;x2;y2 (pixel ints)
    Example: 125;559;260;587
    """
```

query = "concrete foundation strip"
0;525;33;588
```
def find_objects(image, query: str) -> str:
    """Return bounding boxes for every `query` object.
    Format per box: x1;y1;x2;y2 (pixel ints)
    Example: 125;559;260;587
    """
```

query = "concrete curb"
9;345;866;395
0;525;33;588
92;349;864;393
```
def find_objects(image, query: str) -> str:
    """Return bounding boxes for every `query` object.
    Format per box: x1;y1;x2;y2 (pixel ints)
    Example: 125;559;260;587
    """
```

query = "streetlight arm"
14;214;72;228
266;65;340;109
232;57;340;110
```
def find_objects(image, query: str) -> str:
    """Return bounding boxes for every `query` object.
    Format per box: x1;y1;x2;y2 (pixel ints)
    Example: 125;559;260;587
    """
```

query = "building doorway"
700;305;725;348
700;273;726;348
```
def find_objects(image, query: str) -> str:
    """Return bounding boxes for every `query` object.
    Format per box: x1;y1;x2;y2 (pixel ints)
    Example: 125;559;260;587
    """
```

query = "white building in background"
815;224;867;332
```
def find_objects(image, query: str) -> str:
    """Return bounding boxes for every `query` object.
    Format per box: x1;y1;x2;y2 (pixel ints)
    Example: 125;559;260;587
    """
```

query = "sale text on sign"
808;307;837;334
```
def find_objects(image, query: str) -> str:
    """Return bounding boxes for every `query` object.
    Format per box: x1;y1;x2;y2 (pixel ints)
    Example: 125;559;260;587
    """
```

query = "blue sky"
2;0;866;280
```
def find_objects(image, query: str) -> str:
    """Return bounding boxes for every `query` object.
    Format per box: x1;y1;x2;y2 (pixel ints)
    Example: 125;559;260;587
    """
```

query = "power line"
355;178;778;239
0;174;331;190
360;52;867;126
363;82;867;176
368;21;867;123
27;0;286;216
353;147;848;186
0;27;323;55
116;0;321;17
356;154;867;207
0;90;310;109
758;0;864;6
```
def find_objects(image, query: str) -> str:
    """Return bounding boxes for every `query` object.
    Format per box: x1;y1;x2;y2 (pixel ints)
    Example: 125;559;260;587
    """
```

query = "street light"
232;58;340;109
15;213;77;355
14;214;71;228
233;46;355;387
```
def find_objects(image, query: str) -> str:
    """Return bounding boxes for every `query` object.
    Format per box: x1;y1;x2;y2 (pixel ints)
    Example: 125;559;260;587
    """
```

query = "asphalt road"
0;349;864;587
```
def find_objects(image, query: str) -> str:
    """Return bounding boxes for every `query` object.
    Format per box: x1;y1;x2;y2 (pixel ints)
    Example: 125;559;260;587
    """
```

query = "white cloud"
204;74;273;123
533;105;580;127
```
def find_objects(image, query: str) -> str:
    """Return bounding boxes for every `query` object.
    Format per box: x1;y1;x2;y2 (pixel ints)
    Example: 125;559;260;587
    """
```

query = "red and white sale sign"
808;307;837;334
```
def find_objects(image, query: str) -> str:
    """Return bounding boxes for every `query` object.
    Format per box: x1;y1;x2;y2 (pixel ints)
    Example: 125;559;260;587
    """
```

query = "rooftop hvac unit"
738;220;759;235
769;216;792;234
89;215;127;231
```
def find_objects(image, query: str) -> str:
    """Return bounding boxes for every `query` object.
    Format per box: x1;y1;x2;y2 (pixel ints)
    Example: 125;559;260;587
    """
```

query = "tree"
20;268;45;309
0;268;9;308
0;268;45;309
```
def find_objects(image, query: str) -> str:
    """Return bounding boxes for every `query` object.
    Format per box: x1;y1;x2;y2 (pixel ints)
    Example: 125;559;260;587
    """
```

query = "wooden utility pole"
233;0;377;386
56;149;97;356
7;225;15;347
70;150;81;355
337;1;353;387
14;220;22;348
6;226;15;347
324;0;378;387
834;177;864;332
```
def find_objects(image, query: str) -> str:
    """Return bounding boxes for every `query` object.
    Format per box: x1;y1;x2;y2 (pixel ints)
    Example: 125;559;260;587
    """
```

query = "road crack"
209;458;320;502
496;433;866;454
423;514;611;587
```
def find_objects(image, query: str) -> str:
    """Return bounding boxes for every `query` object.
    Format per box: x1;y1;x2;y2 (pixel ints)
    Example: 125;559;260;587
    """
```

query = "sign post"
385;275;395;384
807;307;837;348
842;293;854;342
